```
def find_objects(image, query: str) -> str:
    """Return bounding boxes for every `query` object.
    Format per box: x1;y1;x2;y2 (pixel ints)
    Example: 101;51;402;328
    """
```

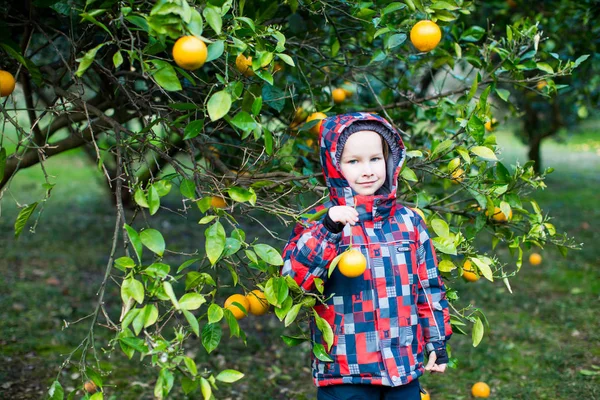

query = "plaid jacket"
281;112;452;387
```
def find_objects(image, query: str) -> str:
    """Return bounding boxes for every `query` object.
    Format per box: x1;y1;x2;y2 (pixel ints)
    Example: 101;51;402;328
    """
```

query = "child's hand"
424;351;447;374
328;206;359;226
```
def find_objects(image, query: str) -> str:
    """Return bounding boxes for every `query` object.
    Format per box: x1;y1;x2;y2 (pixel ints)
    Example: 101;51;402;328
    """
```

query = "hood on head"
318;112;406;205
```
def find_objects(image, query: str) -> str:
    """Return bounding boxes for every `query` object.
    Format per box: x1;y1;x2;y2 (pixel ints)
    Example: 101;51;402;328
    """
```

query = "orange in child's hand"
338;249;367;278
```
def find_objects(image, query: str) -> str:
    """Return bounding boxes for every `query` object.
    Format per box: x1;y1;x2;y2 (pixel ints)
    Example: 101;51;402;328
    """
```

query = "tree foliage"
0;0;585;398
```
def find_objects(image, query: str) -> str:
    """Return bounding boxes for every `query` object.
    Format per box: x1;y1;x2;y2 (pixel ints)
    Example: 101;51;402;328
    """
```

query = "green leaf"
198;215;217;225
229;111;257;132
180;178;196;199
431;218;450;238
154;368;174;399
205;221;226;265
314;312;334;350
312;343;334;362
75;43;105;77
382;2;406;15
186;9;203;37
119;336;148;354
140;229;166;257
254;69;274;85
206;40;224;62
281;335;308;346
14;202;38;239
495;88;511;102
223;237;242;257
200;377;212;400
122;277;145;304
386;33;407;50
203;6;222;35
113;51;124;68
201;323;222;353
431;139;453;159
133;304;158;334
208;303;224;323
277;53;295;67
183;356;198;376
216;369;245;383
438;259;456;272
284;303;302;327
124;224;143;262
251;96;263;116
148;185;160;215
472;317;484;347
327;253;344;278
48;380;64;400
227;186;257;205
264;277;289;307
471;257;494;282
460;26;485;42
536;62;554;74
431;237;457;255
115;256;136;270
182;309;200;337
151;60;182;91
253;244;283;266
470;146;497;161
207;90;232;121
400;167;418;182
179;293;207;311
184;119;205;140
163;281;180;309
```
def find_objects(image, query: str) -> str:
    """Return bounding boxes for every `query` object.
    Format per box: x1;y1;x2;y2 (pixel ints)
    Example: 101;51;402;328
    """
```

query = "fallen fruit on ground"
172;36;208;71
338;249;367;278
224;294;250;320
236;53;254;77
529;252;542;265
0;70;16;97
462;260;479;282
246;289;269;316
471;381;491;398
410;20;442;52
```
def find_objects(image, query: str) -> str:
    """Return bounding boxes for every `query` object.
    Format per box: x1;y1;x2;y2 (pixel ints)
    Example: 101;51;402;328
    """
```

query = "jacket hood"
319;112;406;209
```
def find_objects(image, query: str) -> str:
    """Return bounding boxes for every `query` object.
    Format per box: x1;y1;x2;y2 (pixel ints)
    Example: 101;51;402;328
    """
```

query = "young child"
281;112;452;399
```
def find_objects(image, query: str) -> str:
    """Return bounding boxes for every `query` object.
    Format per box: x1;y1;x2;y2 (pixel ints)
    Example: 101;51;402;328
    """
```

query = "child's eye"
371;157;381;162
347;160;358;164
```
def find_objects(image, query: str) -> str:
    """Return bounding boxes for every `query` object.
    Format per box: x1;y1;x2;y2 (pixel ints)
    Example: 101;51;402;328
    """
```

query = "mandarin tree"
0;0;584;398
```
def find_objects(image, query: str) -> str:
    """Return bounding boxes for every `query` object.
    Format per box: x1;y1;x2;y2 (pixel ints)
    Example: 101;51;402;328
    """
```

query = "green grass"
1;124;599;399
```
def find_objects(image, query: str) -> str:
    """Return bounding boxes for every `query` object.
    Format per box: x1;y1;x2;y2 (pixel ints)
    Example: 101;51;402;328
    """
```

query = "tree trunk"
528;134;542;174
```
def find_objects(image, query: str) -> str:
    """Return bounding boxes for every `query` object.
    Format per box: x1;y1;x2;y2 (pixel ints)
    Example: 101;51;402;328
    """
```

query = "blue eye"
371;157;381;162
347;160;358;164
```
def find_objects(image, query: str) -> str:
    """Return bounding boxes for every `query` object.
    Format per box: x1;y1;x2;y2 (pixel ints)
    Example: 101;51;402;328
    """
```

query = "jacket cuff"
426;341;449;365
323;210;345;233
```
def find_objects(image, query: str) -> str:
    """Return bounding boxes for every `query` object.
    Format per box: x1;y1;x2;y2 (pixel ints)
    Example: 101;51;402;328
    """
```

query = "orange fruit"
485;118;497;131
410;20;442;52
471;381;491;398
342;81;354;96
536;80;547;90
210;196;227;208
172;36;208;70
338;249;367;278
421;390;431;400
246;289;269;316
487;206;512;222
462;260;479;282
332;88;347;104
306;112;327;135
451;168;464;183
224;294;250;320
0;70;16;97
236;54;254;77
529;252;542;266
83;380;98;394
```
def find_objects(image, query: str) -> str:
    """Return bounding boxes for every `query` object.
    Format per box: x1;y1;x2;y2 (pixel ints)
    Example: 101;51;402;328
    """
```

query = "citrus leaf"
201;323;222;353
148;184;160;215
206;40;224;62
184;119;204;140
124;224;143;262
179;293;206;310
312;343;334;362
75;43;105;77
182;309;200;337
253;243;283;266
470;146;498;161
48;380;64;400
472;317;484;347
207;90;232;121
281;335;308;346
264;277;289;307
151;60;182;91
121;277;145;304
207;303;224;324
327;253;344;278
14;202;38;239
140;229;165;256
205;221;226;265
471;257;493;281
216;369;245;383
203;6;221;35
284;303;302;327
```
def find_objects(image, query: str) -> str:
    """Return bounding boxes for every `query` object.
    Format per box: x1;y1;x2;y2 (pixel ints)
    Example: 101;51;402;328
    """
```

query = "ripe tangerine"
338;249;367;278
410;20;442;52
172;36;208;71
224;294;250;320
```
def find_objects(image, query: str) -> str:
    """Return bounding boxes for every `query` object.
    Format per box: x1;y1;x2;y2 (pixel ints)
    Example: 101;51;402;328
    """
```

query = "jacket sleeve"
281;212;342;292
415;216;453;355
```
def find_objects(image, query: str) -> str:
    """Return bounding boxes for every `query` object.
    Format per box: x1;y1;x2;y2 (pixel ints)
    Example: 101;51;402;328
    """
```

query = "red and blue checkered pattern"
282;112;452;388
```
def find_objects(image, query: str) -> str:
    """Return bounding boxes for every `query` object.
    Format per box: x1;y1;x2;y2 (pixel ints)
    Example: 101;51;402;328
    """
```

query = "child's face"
339;130;386;196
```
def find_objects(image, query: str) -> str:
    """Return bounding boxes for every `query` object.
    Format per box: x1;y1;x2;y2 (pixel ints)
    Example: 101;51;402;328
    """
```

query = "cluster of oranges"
422;381;491;399
224;289;269;320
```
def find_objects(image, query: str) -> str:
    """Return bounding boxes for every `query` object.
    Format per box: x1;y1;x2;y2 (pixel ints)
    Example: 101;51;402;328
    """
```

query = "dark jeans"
317;379;421;400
